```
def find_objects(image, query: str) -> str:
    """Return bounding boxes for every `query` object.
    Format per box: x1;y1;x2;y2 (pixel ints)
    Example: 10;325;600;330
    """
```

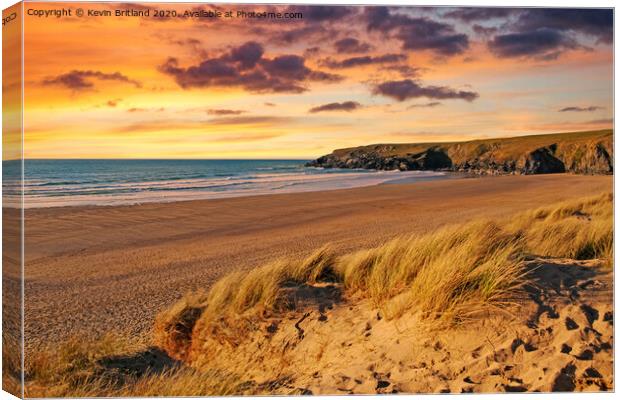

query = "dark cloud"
485;8;613;61
333;37;373;53
382;65;423;78
444;7;515;22
472;24;498;36
396;25;468;56
159;41;342;94
271;25;330;45
447;8;613;45
321;54;406;69
261;54;342;82
264;102;276;107
488;28;579;59
207;109;247;115
226;41;264;69
365;7;469;56
43;70;141;91
309;101;362;113
365;6;392;31
373;79;478;102
304;46;321;57
515;9;613;44
259;55;309;79
408;102;442;108
559;106;604;112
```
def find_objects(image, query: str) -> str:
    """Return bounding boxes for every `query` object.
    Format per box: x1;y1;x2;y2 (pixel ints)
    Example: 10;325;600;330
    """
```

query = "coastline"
18;167;449;209
23;173;612;351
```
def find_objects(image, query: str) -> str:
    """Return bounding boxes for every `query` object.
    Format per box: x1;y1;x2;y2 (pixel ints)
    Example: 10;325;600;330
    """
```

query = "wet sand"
22;173;612;350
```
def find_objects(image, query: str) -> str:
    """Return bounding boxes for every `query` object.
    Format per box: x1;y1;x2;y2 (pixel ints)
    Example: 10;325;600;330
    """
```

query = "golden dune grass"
2;335;22;397
23;334;244;397
511;192;613;262
22;192;613;397
156;191;612;358
337;221;525;321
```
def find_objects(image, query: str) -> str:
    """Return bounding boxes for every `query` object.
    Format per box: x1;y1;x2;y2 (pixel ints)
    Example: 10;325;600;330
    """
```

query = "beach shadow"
521;259;602;328
524;259;600;295
280;282;343;312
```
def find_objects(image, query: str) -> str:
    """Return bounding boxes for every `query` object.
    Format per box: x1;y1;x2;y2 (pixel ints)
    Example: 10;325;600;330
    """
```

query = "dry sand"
23;173;612;350
185;258;613;393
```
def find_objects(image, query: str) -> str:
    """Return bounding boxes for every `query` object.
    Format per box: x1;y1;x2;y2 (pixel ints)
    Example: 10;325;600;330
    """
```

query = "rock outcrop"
316;147;453;171
307;130;613;175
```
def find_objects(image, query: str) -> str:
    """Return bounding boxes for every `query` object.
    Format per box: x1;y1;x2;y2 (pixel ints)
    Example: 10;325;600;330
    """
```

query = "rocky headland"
307;130;613;175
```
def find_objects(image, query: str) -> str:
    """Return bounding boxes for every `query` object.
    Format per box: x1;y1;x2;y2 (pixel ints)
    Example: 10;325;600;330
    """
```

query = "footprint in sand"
580;304;599;325
551;363;576;392
565;317;579;330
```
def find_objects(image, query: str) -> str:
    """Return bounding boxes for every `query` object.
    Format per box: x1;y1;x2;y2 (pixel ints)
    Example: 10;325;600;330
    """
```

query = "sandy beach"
23;173;612;351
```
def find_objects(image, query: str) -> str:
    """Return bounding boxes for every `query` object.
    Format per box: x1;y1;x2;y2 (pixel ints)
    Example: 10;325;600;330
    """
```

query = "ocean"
2;159;447;208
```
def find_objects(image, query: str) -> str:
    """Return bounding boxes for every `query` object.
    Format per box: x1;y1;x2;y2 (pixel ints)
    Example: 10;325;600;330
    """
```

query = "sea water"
2;159;446;208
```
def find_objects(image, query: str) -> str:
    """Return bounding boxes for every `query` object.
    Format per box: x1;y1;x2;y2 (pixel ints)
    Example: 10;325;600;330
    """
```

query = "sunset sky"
20;3;613;159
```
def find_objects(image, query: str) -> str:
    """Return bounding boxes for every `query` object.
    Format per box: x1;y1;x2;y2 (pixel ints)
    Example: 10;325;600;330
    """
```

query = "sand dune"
146;191;612;394
162;258;611;394
23;174;611;351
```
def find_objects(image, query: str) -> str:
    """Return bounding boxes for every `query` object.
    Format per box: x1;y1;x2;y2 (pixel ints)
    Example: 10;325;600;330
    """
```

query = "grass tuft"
509;192;613;263
24;335;134;397
153;291;209;360
23;335;245;397
154;246;338;359
337;220;526;321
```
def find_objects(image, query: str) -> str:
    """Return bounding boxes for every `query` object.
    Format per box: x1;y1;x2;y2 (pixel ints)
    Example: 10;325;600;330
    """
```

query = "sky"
19;3;614;159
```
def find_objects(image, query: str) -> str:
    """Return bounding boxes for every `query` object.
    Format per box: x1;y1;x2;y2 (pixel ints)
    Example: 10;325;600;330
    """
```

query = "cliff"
307;130;613;175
